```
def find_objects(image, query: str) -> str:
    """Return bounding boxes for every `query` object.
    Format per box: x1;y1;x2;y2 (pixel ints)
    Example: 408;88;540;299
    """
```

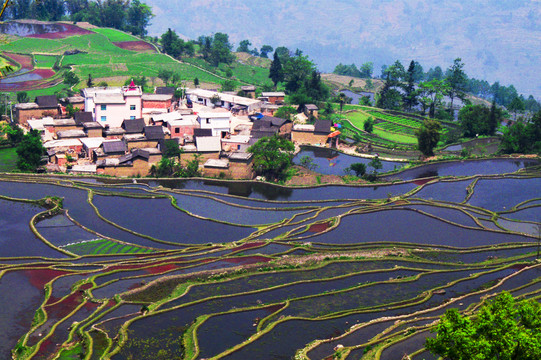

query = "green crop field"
91;28;139;42
34;54;58;68
0;147;18;172
1;28;256;94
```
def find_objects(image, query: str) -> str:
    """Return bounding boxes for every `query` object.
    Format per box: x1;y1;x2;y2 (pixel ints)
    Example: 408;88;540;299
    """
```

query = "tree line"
5;0;153;36
335;58;540;113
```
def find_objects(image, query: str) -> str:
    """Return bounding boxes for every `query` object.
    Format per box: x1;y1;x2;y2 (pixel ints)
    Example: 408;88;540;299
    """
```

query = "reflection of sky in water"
293;148;404;176
384;158;538;180
0;72;43;83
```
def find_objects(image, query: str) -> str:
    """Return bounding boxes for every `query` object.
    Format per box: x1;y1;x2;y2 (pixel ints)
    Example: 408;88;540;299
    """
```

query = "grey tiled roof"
103;140;127;154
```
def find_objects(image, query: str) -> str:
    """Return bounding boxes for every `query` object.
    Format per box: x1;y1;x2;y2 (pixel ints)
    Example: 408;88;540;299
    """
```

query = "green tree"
418;79;450;118
3;123;24;146
426;292;541;360
149;157;178;177
269;51;284;87
259;45;273;58
194;77;199;87
403;60;419;111
221;79;235;92
359;62;373;78
348;162;366;177
273;106;297;121
209;32;234;66
338;92;346;112
282;53;313;94
236;39;252;53
86;73;93;88
126;0;153;36
16;91;29;103
333;63;362;78
416;118;441;157
363;117;374;133
248;135;295;181
368;156;382;174
157;69;173;85
178;154;201;177
16;130;45;172
426;66;444;81
459;104;503;137
508;96;525;121
63;70;80;87
299;155;318;171
100;0;128;30
161;28;185;59
66;103;80;117
445;58;468;110
360;95;372;106
500;110;541;154
163;139;182;159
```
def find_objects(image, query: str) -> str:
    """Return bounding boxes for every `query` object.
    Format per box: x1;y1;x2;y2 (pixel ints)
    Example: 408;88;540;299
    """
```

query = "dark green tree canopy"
248;135;295;181
459;104;503;137
269;51;284;87
416;118;441;156
426;292;541;360
16;130;45;172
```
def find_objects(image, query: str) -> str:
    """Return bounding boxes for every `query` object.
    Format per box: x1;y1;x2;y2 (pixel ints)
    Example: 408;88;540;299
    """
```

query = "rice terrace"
0;2;540;359
0;157;539;359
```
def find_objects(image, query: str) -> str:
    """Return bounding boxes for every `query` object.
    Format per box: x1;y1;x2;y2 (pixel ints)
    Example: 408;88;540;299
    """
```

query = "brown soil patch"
3;52;33;70
113;41;156;53
27;23;93;39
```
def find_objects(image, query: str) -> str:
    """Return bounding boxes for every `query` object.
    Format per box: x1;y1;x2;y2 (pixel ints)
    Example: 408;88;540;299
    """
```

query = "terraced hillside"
0;157;539;359
0;22;271;96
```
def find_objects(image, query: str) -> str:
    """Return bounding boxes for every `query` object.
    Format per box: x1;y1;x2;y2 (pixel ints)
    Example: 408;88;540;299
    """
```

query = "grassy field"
34;54;58;68
91;28;139;42
1;30;248;93
343;109;418;145
0;147;18;172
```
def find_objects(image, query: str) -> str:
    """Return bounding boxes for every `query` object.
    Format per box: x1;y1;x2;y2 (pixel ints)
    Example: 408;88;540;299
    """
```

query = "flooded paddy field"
0;167;539;359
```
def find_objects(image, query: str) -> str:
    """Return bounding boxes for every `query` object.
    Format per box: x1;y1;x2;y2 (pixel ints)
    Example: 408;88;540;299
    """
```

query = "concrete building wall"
143;100;171;109
97;158;152;177
86;128;103;138
179;152;219;167
16;108;59;125
168;125;196;138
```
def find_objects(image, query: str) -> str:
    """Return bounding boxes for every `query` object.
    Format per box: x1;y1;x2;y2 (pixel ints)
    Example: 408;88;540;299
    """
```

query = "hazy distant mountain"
147;0;541;98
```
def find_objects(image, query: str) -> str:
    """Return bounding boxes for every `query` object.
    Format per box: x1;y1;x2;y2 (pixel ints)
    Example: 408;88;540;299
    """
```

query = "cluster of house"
14;83;338;179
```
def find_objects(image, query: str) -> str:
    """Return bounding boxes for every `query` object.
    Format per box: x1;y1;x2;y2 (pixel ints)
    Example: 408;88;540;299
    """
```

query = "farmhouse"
82;84;142;127
197;107;231;138
142;93;174;114
96;148;162;177
260;92;285;105
15;95;61;125
291;120;333;145
186;88;262;113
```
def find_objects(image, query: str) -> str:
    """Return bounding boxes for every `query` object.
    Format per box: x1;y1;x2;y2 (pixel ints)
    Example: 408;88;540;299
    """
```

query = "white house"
82;83;142;127
197;107;231;138
186;88;262;113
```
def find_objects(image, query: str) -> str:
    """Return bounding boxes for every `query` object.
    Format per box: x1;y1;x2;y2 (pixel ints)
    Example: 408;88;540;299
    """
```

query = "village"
14;82;338;179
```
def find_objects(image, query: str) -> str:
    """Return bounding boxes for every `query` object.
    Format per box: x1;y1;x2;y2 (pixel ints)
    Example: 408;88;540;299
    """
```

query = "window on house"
101;105;106;111
130;116;136;120
206;118;210;124
130;105;136;110
237;145;241;150
100;116;106;122
175;128;180;134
